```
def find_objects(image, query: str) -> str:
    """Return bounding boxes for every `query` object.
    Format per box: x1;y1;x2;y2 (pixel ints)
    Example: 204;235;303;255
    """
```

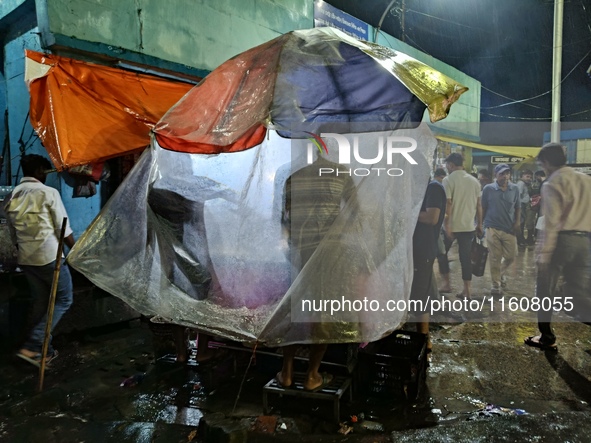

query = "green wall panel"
47;0;312;72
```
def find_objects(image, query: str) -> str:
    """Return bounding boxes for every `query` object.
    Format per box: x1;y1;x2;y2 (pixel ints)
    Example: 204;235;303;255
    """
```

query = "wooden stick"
38;217;68;392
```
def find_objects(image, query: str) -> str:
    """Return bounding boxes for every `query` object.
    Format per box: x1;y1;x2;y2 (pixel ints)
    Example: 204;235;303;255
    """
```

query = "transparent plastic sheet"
68;124;436;346
154;27;466;155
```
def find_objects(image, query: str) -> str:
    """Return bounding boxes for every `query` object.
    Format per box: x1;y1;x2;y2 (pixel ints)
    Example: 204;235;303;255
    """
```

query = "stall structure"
25;50;194;170
40;28;467;346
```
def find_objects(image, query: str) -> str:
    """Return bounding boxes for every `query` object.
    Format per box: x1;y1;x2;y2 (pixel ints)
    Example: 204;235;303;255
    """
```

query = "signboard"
314;0;369;41
490;156;525;164
572;166;591;176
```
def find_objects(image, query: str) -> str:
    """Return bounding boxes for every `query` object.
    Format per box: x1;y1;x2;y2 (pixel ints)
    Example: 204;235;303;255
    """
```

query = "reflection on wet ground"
1;243;591;441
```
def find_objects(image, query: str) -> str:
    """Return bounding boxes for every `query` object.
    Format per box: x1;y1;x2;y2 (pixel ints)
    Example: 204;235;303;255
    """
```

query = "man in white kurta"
4;154;75;366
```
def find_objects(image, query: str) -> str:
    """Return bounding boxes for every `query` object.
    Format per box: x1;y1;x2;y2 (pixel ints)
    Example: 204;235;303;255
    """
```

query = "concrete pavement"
1;243;591;442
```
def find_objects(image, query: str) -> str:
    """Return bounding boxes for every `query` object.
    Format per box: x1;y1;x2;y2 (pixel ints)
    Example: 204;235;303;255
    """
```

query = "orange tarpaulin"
26;50;194;170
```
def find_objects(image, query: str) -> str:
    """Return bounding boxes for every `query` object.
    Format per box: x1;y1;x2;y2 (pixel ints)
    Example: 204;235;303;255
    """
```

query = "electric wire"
383;27;590;117
481;48;591;110
382;0;591;120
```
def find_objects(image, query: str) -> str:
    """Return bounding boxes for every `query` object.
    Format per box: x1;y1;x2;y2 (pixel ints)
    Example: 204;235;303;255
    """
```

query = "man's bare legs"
276;344;297;388
439;271;472;299
304;344;329;390
461;280;472;299
277;344;331;390
439;272;452;293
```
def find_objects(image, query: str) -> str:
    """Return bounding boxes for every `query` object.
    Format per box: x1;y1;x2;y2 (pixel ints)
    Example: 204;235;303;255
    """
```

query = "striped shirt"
285;158;355;267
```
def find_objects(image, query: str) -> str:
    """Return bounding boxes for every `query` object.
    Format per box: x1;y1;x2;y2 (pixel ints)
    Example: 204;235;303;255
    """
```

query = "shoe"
524;335;557;351
16;349;59;367
490;287;502;296
305;373;333;392
500;276;507;289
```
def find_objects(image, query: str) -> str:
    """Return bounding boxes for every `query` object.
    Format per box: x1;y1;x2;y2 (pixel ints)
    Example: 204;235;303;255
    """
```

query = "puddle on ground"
122;367;211;426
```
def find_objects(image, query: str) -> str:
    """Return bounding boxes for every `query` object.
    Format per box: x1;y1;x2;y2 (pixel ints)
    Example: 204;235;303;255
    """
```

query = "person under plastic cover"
147;186;217;363
276;154;356;391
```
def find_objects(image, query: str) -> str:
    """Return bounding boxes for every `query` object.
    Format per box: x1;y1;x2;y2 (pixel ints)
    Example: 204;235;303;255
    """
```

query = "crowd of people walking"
424;143;591;353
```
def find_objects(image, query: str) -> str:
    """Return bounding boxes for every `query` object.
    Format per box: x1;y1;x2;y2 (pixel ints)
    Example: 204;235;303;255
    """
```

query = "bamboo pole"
38;217;68;392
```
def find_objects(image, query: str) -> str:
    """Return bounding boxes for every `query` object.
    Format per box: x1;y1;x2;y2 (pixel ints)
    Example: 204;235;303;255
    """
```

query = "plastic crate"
357;330;427;400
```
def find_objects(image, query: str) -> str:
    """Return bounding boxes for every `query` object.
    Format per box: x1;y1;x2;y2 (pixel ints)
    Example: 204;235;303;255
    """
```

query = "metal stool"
263;372;353;422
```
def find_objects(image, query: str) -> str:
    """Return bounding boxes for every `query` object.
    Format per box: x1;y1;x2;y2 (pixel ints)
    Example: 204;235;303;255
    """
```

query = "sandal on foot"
305;372;333;392
524;336;557;351
16;350;59;367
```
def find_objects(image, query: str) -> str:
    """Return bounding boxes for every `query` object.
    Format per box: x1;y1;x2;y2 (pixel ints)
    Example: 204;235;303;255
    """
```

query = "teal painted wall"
1;0;481;240
47;0;313;72
45;0;478;134
0;0;28;17
2;1;481;124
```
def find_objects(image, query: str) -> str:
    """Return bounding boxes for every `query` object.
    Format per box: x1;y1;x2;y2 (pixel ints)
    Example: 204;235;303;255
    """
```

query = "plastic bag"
471;237;488;277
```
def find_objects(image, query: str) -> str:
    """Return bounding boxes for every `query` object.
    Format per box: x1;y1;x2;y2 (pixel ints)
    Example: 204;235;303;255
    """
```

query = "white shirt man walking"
4;154;76;366
524;143;591;350
441;153;483;299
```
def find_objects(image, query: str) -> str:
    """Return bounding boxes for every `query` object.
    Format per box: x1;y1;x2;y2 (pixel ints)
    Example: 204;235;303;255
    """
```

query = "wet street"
2;242;591;442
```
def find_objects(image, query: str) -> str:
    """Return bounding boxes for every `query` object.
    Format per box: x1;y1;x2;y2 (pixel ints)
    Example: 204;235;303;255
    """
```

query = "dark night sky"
325;0;591;145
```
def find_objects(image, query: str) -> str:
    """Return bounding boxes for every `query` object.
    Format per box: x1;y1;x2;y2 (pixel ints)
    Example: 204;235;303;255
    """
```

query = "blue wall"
0;0;28;18
2;28;101;238
0;72;6;176
543;128;591;164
